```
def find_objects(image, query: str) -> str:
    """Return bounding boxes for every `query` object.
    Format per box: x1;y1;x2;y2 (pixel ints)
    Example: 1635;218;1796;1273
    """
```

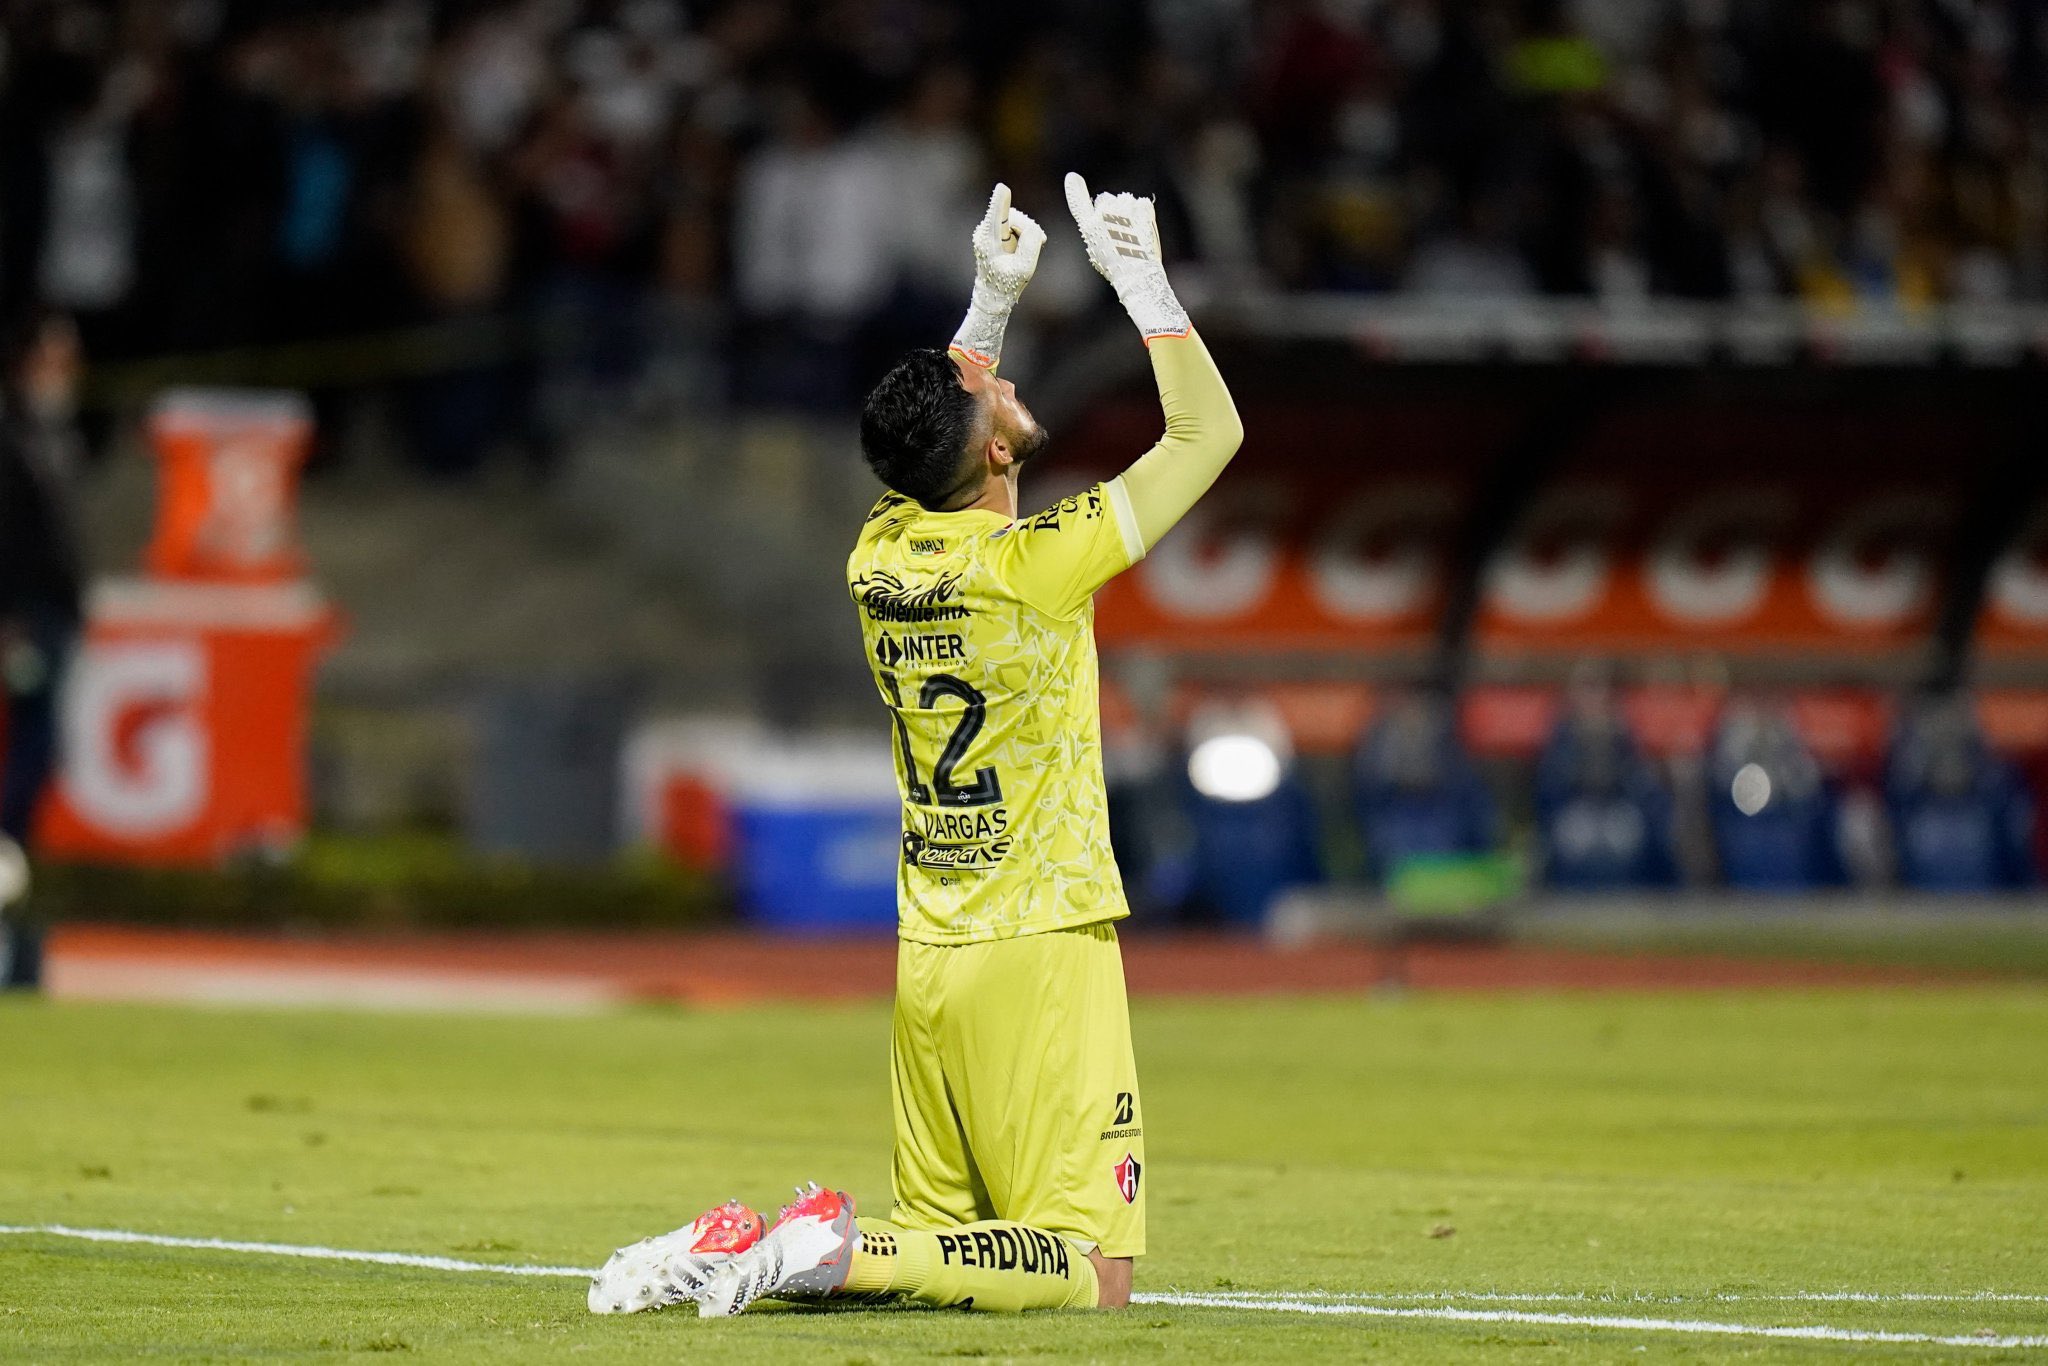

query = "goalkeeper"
592;175;1241;1316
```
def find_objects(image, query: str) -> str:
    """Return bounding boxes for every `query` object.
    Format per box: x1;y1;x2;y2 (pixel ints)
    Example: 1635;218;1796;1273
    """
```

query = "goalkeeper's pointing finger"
954;182;1044;368
983;182;1015;243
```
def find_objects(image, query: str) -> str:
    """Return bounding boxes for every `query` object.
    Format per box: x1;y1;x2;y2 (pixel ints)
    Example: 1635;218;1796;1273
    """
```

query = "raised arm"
949;183;1046;373
1065;174;1244;556
1115;332;1244;552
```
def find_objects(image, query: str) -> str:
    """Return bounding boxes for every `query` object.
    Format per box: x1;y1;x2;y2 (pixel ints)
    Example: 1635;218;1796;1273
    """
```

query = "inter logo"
875;631;968;672
1113;1152;1142;1204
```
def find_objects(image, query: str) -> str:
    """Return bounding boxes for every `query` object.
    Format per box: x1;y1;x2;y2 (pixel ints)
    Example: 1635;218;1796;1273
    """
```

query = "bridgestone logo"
935;1228;1070;1278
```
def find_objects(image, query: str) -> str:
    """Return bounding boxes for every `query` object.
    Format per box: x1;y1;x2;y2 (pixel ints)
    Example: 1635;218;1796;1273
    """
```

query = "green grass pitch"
2;988;2046;1362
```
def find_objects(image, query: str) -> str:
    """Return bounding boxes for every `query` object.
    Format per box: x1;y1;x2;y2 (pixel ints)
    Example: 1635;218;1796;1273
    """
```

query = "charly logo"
1113;1152;1142;1204
855;570;969;623
910;537;946;557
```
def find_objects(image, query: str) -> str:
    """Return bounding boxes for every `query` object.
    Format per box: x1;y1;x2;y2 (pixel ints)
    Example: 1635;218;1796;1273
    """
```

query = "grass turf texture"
2;991;2045;1362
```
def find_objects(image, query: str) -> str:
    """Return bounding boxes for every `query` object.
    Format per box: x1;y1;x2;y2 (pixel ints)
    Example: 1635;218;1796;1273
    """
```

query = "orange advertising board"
1471;392;1974;655
1061;395;1981;657
1095;473;1466;649
1979;503;2048;657
1061;397;1512;651
1472;479;1957;654
35;581;336;864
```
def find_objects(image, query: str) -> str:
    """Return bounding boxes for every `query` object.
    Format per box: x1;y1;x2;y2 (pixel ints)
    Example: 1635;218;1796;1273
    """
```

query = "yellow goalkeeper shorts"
889;921;1146;1259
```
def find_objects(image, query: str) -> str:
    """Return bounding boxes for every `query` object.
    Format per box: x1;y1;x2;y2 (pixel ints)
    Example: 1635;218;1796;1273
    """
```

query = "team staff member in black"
0;309;87;991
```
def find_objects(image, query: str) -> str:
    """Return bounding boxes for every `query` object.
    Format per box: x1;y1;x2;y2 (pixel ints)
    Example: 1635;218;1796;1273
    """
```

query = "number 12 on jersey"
880;671;1003;808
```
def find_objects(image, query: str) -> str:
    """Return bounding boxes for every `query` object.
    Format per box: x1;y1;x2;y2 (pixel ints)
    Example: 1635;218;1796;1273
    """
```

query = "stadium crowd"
3;0;2048;449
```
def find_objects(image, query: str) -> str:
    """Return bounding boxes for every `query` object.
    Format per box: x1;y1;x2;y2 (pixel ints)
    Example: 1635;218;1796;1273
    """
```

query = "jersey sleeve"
1115;330;1245;553
986;330;1240;619
988;480;1148;620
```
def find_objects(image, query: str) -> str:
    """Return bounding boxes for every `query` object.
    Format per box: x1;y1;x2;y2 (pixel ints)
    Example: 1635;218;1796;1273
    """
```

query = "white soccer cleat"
587;1199;765;1314
697;1183;858;1317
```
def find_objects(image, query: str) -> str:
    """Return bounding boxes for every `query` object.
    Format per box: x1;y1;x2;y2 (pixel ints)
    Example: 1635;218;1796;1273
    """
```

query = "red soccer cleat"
588;1200;766;1314
698;1183;860;1317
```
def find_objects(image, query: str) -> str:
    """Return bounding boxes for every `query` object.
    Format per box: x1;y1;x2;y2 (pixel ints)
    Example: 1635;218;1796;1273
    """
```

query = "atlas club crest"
1113;1152;1142;1204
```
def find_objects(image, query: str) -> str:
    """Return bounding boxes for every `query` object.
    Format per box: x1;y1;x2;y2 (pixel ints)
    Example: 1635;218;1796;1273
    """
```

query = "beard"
1007;418;1050;466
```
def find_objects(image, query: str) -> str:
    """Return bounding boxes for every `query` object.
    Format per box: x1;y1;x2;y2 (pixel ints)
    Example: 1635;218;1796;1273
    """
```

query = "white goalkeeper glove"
950;182;1046;370
1063;172;1190;343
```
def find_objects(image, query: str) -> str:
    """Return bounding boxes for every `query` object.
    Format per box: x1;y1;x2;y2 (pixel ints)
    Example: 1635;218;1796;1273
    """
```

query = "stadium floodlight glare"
1188;733;1284;803
1731;762;1772;817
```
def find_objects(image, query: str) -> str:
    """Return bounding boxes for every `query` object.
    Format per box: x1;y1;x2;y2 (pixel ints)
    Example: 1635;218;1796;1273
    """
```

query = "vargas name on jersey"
848;480;1147;944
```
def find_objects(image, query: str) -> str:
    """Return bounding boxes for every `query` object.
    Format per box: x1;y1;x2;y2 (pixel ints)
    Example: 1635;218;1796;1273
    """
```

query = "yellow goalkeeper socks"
842;1217;1100;1311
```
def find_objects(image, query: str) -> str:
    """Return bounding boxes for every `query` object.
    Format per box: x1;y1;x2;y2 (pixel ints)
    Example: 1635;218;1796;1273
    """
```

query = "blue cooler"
729;740;901;933
1185;775;1323;926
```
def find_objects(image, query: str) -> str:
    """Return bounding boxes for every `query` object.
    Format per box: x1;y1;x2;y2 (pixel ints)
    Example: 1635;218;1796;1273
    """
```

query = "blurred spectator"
1352;692;1500;883
1;0;2046;456
1707;700;1848;891
1885;695;2038;891
1406;190;1538;298
1534;688;1679;890
396;52;518;476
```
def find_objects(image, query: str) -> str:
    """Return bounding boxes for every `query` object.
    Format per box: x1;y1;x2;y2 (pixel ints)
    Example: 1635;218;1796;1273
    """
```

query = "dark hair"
859;348;982;509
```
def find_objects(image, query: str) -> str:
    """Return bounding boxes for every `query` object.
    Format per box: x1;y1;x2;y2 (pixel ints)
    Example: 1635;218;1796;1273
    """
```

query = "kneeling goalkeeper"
592;175;1241;1316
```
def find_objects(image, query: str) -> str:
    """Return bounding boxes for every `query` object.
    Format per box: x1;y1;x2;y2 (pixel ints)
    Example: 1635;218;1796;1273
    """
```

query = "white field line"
45;959;618;1015
1;1224;2043;1350
1193;1288;2048;1306
1139;1292;2048;1350
0;1224;593;1278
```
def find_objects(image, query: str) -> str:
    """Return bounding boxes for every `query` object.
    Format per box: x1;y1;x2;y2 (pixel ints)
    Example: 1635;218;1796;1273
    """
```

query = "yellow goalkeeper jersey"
849;332;1242;944
849;480;1146;944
